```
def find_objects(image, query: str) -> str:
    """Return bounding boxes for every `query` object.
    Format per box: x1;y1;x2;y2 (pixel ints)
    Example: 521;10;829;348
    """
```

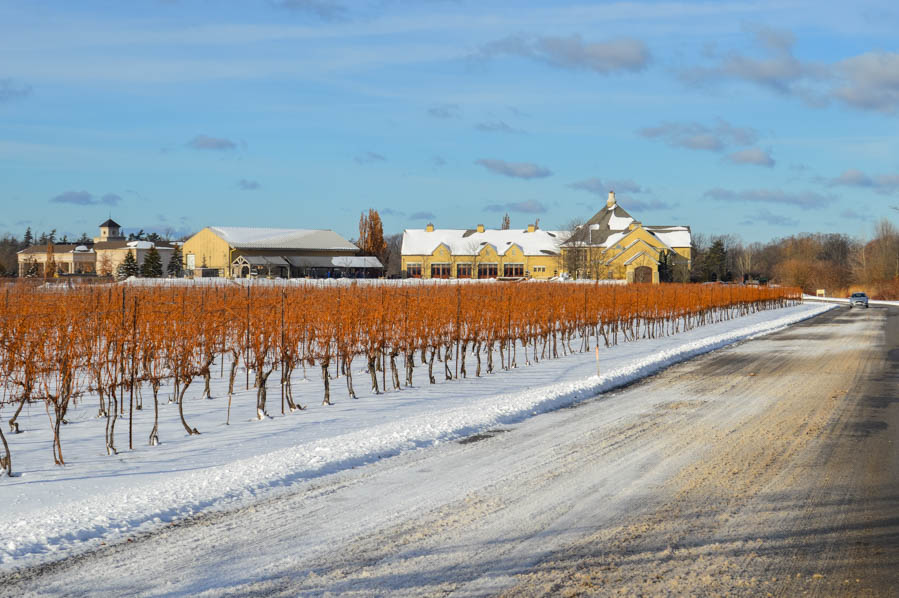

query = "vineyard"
0;281;800;476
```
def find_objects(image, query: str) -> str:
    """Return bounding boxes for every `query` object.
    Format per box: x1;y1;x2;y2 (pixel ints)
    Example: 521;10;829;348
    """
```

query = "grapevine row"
0;281;800;474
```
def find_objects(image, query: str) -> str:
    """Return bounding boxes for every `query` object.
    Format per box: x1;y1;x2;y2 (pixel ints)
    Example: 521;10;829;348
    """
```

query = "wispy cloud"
475;121;525;134
568;177;644;195
739;208;799;227
271;0;347;21
380;208;405;216
410;211;435;220
833;52;899;113
475;158;552;179
638;120;756;152
187;135;237;151
727;147;775;167
682;24;899;114
825;168;899;194
427;103;460;119
50;191;122;206
483;199;547;214
0;78;32;103
355;151;387;164
840;208;869;221
705;187;834;210
237;179;260;191
627;198;677;211
431;155;447;167
478;34;650;74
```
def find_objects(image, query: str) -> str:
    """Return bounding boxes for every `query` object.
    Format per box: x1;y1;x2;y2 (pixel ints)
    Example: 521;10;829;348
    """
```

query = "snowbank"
0;302;833;571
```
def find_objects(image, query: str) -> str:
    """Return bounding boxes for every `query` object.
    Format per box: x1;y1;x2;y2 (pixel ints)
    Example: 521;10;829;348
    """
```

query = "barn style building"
182;226;382;279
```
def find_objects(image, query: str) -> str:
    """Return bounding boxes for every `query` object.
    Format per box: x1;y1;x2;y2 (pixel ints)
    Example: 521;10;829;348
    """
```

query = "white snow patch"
0;302;833;571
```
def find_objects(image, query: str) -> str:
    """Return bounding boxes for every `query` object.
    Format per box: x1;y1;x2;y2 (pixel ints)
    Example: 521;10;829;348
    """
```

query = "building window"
477;263;498;279
431;263;450;279
407;263;422;278
456;263;472;278
532;266;546;273
504;263;524;277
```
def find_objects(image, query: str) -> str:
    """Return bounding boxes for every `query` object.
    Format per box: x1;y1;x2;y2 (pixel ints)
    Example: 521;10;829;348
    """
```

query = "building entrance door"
634;266;653;283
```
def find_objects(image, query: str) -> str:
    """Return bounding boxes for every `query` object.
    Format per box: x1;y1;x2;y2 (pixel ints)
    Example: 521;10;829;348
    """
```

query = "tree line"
688;218;899;298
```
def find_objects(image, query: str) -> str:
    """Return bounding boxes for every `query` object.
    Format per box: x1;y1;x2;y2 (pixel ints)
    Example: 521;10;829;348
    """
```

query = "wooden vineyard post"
129;296;137;450
245;286;250;391
595;345;600;378
455;285;461;380
281;290;285;416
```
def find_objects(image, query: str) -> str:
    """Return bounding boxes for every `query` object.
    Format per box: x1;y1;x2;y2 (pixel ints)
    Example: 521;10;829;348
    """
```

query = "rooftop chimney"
425;223;435;232
476;224;485;233
607;190;616;209
526;223;535;233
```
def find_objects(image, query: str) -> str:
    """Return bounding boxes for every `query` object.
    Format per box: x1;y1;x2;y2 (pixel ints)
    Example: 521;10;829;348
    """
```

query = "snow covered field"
1;301;833;572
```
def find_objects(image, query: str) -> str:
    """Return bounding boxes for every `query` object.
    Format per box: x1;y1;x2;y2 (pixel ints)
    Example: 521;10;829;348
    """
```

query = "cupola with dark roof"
94;218;125;243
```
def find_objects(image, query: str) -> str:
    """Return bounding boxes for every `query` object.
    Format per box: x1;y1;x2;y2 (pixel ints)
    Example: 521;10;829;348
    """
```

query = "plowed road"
5;305;898;597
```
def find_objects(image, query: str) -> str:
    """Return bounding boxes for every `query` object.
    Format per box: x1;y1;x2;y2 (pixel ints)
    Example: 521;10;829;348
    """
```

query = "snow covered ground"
1;301;833;572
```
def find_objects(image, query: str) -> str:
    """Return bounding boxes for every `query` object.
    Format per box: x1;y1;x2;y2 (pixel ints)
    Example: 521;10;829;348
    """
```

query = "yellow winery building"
182;226;379;279
401;223;566;280
562;192;692;283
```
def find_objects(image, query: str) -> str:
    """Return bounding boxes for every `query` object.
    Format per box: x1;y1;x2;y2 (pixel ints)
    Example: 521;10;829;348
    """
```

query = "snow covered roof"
645;226;692;248
564;202;691;248
402;228;568;257
126;240;155;249
208;226;359;251
285;255;383;269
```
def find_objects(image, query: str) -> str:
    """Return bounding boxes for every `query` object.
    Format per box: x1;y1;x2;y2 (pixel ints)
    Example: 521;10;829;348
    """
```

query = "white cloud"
705;187;834;210
478;34;650;74
727;148;775;167
475;158;552;179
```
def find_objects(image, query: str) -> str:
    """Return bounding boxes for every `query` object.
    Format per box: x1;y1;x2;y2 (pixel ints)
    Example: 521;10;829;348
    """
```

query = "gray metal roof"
209;226;359;251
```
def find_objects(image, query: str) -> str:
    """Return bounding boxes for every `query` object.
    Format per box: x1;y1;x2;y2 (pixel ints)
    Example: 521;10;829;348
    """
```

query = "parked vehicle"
849;292;869;308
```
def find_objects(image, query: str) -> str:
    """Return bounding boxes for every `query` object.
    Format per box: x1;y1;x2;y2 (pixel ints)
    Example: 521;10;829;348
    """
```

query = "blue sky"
2;0;898;243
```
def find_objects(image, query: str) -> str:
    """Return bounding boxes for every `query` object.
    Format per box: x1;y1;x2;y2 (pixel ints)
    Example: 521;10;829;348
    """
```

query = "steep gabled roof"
563;201;692;249
208;226;359;251
563;203;636;247
99;219;121;228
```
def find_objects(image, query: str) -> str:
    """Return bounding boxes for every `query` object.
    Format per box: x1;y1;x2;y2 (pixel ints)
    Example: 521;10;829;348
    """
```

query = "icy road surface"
4;304;898;596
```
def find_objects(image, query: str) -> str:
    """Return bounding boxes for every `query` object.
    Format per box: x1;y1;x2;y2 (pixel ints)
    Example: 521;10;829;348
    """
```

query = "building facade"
17;219;174;277
562;192;692;283
182;226;381;278
401;223;566;279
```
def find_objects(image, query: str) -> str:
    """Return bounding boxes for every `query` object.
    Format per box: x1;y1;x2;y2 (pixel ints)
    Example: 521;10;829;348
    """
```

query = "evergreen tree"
117;250;140;280
23;227;33;247
657;250;673;283
705;239;727;282
167;244;184;277
501;213;511;230
141;246;163;278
